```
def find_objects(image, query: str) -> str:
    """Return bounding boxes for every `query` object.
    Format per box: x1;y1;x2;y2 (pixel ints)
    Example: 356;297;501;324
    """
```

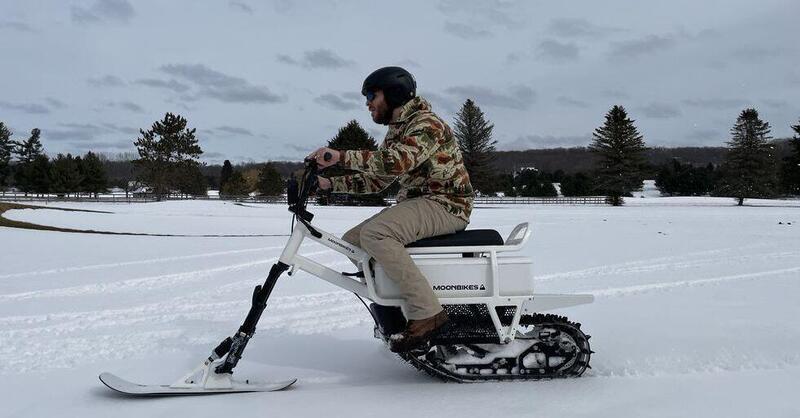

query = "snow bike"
100;155;594;395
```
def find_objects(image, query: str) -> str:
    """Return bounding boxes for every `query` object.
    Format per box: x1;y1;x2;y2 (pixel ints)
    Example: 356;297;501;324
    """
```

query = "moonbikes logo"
327;238;356;255
432;284;486;291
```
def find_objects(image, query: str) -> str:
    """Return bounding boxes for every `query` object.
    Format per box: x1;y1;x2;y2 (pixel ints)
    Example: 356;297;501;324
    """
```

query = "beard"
372;104;392;125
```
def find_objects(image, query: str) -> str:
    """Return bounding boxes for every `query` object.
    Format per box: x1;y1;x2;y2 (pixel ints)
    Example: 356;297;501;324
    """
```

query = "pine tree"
220;160;233;190
80;151;109;197
0;122;13;188
27;154;52;194
719;108;777;205
256;163;283;196
14;128;46;194
221;170;249;196
589;106;647;206
779;118;800;195
175;161;207;196
453;99;497;195
327;120;378;151
133;113;203;199
50;153;83;196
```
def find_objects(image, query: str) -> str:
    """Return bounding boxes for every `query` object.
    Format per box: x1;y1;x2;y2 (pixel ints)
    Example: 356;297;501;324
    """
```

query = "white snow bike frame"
279;219;593;343
161;156;593;391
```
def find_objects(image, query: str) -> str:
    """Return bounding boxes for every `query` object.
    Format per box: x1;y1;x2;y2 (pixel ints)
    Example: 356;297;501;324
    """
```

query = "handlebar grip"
323;151;332;162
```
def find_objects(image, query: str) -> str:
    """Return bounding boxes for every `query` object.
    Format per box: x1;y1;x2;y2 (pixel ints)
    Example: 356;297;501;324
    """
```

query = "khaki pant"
342;197;468;320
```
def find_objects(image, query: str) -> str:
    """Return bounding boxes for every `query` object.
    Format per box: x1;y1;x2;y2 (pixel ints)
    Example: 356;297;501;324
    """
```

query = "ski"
99;372;296;396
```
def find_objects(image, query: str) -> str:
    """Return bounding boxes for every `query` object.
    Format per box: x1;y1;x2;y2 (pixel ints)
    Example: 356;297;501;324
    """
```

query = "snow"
1;198;799;417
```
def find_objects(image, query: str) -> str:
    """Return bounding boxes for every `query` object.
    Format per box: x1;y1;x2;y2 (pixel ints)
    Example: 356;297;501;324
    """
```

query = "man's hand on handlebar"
317;176;331;190
307;147;340;168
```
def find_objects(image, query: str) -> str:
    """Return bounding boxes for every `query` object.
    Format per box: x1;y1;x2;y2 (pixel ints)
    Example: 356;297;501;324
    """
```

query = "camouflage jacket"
330;96;474;221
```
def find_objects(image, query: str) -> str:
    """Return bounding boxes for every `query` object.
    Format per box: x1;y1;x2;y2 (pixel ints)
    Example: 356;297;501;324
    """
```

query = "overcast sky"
1;0;799;164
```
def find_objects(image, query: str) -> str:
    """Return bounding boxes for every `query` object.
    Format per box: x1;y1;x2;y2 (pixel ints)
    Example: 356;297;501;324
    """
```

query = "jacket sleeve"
340;119;443;176
329;172;396;195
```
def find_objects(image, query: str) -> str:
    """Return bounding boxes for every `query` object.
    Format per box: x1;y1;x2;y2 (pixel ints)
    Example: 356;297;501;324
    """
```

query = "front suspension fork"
213;261;289;374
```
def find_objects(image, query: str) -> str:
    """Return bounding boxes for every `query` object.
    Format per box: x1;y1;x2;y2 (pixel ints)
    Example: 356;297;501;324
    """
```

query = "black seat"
406;229;504;248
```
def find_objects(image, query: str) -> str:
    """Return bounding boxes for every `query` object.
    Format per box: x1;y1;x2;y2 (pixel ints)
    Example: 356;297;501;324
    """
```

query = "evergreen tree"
560;172;595;196
220;160;233;190
80;151;109;196
27;154;52;194
327;120;378;151
133;113;203;199
221;170;249;196
779;119;800;195
175;161;207;196
513;169;558;197
50;153;83;196
0;122;13;188
655;159;717;196
256;163;283;196
14;128;46;194
453;99;497;195
589;106;647;206
718;108;777;205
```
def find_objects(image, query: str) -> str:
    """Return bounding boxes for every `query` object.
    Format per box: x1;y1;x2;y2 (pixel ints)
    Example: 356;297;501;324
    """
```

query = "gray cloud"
682;98;750;110
277;49;355;69
45;123;110;141
215;126;254;137
608;34;676;59
160;63;285;104
762;99;789;109
396;59;422;69
45;97;67;109
639;102;681;118
731;45;783;62
71;0;135;24
445;85;536;110
283;143;313;153
422;92;459;114
547;18;620;39
88;75;125;88
600;89;630;99
0;100;50;114
314;93;361;111
501;134;591;150
556;96;590;108
437;0;524;30
0;20;35;32
536;39;579;62
229;1;254;14
135;78;191;93
444;22;492;39
105;101;145;113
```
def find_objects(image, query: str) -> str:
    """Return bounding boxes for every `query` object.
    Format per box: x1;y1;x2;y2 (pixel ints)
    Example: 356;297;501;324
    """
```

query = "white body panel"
278;221;593;343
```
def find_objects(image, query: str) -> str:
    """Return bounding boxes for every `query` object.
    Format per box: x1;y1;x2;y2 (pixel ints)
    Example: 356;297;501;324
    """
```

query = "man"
308;66;474;352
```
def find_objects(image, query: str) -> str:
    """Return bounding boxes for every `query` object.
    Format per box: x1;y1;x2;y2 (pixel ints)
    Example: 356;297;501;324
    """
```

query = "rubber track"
398;313;592;383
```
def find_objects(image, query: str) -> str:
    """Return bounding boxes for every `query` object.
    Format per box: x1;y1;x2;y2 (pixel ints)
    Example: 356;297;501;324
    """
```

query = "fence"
0;192;606;205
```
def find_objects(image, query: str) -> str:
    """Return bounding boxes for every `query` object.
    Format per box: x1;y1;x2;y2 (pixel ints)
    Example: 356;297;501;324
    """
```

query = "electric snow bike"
100;156;593;395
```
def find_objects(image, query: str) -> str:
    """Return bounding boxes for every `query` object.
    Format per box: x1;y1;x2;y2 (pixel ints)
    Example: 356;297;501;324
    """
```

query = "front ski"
99;372;296;396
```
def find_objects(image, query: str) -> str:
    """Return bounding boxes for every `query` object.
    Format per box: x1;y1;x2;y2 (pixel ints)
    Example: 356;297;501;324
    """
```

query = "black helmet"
361;66;416;109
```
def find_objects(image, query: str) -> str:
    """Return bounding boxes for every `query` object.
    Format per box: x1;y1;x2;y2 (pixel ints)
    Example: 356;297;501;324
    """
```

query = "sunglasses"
365;91;376;103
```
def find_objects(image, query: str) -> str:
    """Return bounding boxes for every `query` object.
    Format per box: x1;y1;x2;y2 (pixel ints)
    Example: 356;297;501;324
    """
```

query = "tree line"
3;101;799;206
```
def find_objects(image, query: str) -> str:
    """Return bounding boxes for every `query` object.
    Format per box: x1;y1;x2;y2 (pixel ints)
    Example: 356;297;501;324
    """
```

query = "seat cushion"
406;229;504;248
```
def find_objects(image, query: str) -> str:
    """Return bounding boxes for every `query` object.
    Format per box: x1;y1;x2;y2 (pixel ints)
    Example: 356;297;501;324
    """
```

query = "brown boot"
389;310;449;353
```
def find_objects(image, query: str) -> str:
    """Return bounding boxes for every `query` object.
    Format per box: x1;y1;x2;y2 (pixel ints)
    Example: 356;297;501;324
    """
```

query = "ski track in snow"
0;243;316;280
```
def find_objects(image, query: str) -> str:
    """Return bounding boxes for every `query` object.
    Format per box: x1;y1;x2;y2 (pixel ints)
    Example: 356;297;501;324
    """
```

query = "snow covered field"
1;198;799;417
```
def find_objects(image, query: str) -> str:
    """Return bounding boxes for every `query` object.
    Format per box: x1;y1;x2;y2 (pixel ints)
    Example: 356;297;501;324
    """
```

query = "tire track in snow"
0;243;314;280
0;249;336;301
589;266;800;298
536;248;799;282
0;290;373;374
